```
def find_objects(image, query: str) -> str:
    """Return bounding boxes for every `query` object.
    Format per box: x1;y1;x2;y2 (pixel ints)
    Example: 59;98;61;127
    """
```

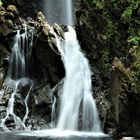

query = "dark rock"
0;68;4;88
16;78;33;98
36;12;47;26
16;0;24;6
2;0;43;18
33;85;51;106
7;30;17;38
5;114;14;125
4;12;14;20
53;23;64;39
0;6;5;11
26;17;35;27
6;5;18;18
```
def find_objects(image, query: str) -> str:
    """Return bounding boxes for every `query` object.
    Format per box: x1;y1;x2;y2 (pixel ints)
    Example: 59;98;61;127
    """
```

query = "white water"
55;27;101;132
44;0;73;25
23;84;33;124
19;129;105;138
0;25;34;131
7;25;33;79
1;80;26;131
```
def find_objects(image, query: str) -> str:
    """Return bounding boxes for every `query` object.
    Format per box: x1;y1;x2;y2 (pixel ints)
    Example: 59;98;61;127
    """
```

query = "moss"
0;0;3;6
130;46;140;92
122;0;140;19
0;11;5;16
4;19;13;28
92;0;105;9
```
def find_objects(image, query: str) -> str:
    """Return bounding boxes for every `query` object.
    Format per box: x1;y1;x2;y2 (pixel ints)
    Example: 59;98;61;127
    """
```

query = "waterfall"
45;0;102;132
55;26;101;132
1;25;34;131
7;25;34;79
0;0;103;135
44;0;73;25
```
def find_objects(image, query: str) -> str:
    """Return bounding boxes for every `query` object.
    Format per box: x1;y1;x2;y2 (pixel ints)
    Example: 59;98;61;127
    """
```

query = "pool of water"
0;129;112;140
0;129;137;140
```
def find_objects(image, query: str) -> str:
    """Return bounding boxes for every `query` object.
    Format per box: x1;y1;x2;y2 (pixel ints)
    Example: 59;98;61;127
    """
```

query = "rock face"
76;0;140;137
0;5;65;131
2;0;43;18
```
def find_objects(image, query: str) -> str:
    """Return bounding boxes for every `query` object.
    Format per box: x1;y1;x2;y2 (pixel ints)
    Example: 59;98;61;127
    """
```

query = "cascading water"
44;0;73;25
43;0;102;133
0;0;105;138
7;25;33;79
19;26;105;138
0;25;34;131
55;27;101;132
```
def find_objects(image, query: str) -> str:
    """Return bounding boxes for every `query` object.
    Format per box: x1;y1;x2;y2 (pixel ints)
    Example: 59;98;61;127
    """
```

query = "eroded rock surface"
0;6;65;131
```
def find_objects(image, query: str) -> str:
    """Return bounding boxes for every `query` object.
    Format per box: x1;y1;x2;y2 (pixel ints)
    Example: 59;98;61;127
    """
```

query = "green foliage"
82;0;140;92
122;0;140;19
131;46;140;93
99;48;111;71
121;1;140;46
0;0;2;6
92;0;105;9
4;20;13;27
128;36;140;45
131;46;140;89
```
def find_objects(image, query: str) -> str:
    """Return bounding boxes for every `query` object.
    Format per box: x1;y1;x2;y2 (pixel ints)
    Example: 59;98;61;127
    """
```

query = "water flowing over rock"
0;1;140;139
0;24;34;131
0;7;66;131
55;26;101;132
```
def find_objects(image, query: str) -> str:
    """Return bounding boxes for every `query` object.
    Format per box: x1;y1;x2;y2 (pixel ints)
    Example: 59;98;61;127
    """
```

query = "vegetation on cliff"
76;0;140;137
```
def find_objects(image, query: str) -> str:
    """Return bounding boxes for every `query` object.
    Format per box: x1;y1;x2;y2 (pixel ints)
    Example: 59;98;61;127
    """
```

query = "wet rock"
2;91;11;104
16;78;33;98
5;114;15;125
6;5;18;17
26;17;35;27
0;6;5;11
33;85;51;106
53;23;64;39
0;68;4;89
35;12;49;37
33;12;65;85
26;117;49;130
112;57;131;81
0;7;15;36
36;12;46;26
3;12;14;20
7;5;17;12
0;105;6;111
25;84;57;129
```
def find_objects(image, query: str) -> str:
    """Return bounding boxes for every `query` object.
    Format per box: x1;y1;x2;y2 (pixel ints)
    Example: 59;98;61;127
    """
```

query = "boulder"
16;78;33;98
6;5;17;13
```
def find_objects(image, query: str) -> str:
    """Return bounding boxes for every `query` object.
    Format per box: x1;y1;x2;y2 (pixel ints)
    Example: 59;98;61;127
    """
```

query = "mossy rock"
4;19;13;27
6;5;17;13
0;0;2;6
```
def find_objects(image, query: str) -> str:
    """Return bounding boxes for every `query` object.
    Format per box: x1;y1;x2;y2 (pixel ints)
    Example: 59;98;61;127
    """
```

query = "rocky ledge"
0;5;66;131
